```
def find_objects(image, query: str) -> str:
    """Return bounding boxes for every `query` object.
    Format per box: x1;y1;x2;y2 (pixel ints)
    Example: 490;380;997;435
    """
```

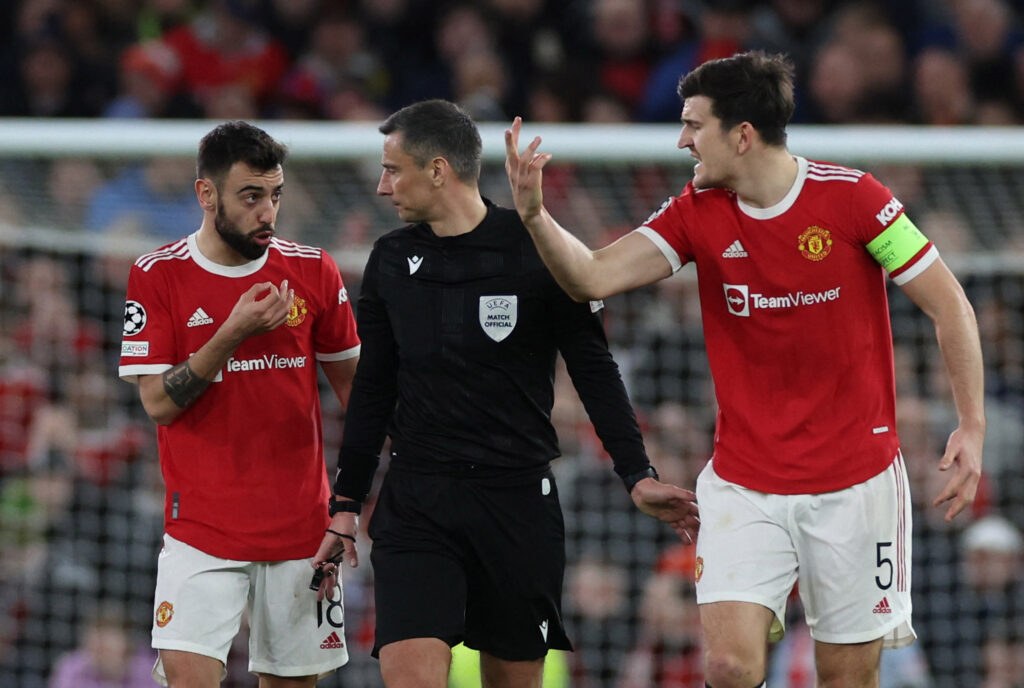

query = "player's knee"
703;647;764;688
380;663;445;688
816;666;879;688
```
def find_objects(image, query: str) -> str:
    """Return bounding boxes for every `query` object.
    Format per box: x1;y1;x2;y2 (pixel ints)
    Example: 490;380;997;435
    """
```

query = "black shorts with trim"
368;461;573;661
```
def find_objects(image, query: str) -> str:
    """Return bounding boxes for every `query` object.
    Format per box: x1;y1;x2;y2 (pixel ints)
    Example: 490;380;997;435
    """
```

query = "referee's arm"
553;290;700;541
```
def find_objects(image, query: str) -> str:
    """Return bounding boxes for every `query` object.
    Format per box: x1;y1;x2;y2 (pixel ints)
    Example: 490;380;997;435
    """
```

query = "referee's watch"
622;466;659;494
328;498;362;516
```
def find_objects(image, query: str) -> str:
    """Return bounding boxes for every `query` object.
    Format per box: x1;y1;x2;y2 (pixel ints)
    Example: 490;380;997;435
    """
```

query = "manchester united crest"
286;295;307;327
694;556;704;583
798;226;833;261
155;601;174;627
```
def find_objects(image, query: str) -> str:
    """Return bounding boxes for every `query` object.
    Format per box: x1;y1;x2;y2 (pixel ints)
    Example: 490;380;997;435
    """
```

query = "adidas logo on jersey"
722;240;748;258
873;597;892;614
187;308;214;327
320;631;344;649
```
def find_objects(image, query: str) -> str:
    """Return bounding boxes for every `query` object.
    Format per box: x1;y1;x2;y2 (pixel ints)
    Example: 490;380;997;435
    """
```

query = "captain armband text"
163;360;212;408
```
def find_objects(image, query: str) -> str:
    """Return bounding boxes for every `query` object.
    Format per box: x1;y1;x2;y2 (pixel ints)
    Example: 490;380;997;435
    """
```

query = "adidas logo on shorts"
320;631;344;649
872;597;892;614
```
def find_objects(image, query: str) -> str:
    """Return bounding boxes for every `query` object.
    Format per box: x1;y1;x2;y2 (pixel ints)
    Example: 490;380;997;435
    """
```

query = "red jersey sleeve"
635;185;699;271
851;173;938;285
119;261;177;382
312;251;360;362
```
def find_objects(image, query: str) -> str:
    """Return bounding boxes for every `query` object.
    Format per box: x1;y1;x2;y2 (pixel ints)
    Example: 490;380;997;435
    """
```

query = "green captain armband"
866;214;929;273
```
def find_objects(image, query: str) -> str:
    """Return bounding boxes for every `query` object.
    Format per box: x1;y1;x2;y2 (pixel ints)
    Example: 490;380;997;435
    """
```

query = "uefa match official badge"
798;226;833;261
155;601;174;627
479;296;518;342
286;295;308;327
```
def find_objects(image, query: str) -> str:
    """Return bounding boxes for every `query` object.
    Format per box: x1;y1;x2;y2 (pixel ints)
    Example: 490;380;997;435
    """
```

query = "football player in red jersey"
507;52;984;688
119;121;360;687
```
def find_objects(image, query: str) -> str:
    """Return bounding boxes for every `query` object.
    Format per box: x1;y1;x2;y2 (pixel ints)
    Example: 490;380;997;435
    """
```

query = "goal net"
0;120;1021;688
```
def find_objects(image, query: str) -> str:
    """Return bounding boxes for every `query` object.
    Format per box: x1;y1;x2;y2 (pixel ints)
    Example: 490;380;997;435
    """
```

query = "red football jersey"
639;157;937;494
119;233;360;560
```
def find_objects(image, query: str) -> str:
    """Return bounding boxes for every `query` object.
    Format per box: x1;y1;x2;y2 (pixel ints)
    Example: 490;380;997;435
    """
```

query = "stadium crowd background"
0;0;1023;686
0;0;1022;125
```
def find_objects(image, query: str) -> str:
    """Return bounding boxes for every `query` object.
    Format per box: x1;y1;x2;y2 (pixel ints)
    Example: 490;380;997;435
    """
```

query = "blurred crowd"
0;1;1024;687
0;0;1022;125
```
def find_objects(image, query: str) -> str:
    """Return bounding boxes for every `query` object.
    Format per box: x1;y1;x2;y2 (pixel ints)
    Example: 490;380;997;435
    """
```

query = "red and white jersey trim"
136;238;189;272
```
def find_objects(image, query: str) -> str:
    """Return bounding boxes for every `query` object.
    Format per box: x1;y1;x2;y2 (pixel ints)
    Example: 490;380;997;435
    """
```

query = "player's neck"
427;187;488;238
195;223;254;266
732;148;798;209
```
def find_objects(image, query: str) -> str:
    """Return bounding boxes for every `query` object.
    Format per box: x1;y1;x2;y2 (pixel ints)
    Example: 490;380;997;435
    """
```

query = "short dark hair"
379;99;482;183
678;51;795;147
197;121;288;188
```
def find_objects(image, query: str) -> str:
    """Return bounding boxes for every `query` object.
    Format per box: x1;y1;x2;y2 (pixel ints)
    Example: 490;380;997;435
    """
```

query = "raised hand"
504;116;552;224
225;279;294;340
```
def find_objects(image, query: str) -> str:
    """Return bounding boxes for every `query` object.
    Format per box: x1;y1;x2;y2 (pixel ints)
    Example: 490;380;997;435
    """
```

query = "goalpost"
0;120;1021;688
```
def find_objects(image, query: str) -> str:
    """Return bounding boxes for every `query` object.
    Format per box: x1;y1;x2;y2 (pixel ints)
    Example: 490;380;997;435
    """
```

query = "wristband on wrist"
328;498;362;516
622;466;659;494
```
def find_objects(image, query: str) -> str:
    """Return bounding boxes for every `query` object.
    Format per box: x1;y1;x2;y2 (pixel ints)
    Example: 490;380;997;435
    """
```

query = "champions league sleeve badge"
123;300;147;336
479;295;517;342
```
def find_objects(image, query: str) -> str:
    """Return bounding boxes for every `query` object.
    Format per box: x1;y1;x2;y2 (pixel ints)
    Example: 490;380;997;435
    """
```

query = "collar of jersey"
187;232;271;277
735;156;807;221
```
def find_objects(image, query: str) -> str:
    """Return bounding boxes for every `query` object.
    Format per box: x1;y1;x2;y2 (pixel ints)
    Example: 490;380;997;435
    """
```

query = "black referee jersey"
335;201;651;501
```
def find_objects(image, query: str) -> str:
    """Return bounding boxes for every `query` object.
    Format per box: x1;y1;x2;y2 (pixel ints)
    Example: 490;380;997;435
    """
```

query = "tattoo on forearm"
163;360;212;409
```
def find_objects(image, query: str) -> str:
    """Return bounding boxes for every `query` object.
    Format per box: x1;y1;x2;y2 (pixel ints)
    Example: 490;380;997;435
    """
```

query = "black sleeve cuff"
333;448;381;503
621;466;659;494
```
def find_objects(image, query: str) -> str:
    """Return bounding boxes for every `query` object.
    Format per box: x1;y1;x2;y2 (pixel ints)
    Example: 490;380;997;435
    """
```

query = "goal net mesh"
0;122;1021;687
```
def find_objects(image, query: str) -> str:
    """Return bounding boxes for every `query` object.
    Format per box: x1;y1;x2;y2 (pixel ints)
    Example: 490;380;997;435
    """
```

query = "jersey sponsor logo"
407;255;423;274
724;283;841;317
225;354;308;372
121;341;150;357
722;240;748;258
694;556;704;583
724;284;750;317
479;295;517;342
539;619;549;642
123;300;147;336
875;197;904;226
187;307;214;328
338;287;348;304
155;601;174;627
286;295;308;327
797;226;833;262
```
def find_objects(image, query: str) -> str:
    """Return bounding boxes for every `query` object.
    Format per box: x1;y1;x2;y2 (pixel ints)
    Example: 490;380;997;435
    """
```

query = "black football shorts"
369;462;573;661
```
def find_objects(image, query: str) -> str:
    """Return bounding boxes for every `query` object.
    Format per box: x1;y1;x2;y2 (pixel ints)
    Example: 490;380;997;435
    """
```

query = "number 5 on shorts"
875;541;893;590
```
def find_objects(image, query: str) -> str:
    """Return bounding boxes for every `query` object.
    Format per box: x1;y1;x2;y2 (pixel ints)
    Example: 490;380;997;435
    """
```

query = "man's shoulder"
269;237;323;260
805;158;867;180
131;236;191;274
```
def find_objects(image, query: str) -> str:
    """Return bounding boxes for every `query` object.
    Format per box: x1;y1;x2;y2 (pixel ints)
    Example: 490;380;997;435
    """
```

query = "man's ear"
735;122;756;155
196;178;217;210
431;157;448;187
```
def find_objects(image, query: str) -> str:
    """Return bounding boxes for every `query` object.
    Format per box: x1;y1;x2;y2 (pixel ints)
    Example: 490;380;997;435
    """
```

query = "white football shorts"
151;534;347;685
694;454;915;648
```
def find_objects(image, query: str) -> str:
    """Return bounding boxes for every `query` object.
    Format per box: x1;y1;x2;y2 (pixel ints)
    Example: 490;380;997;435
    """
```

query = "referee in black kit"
311;99;700;688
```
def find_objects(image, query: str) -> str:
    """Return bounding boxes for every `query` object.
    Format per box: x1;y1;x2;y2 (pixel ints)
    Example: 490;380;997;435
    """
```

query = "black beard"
215;203;272;260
